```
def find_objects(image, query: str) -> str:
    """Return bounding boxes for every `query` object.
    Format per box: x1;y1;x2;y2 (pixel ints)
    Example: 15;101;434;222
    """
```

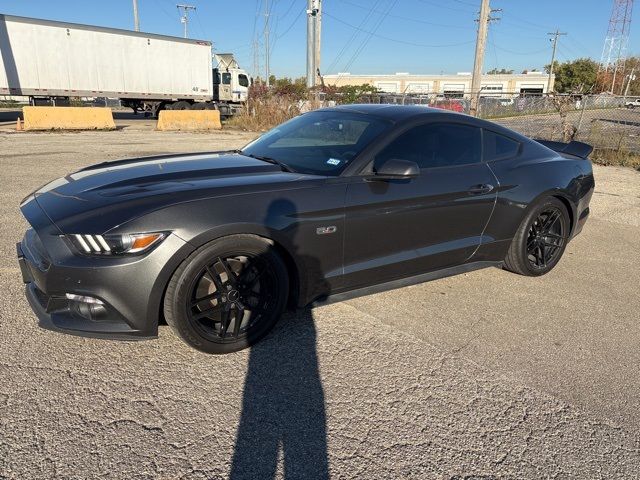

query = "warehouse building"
323;72;554;97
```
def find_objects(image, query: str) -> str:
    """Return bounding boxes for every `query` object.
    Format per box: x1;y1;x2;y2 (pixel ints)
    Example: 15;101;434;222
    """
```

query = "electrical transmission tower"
599;0;634;93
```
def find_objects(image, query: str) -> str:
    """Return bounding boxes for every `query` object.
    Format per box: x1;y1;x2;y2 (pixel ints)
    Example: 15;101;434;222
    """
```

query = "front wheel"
164;235;289;354
503;197;570;276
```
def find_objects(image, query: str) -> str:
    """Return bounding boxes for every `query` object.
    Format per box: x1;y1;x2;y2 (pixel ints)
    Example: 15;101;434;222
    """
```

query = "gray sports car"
17;105;595;353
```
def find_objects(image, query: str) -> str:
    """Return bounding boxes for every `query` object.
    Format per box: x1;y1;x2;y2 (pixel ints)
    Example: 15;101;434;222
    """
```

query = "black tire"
164;235;289;354
504;197;570;276
171;101;192;110
191;102;207;110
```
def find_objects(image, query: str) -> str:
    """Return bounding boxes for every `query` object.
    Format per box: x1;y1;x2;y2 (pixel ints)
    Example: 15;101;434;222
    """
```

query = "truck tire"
171;101;192;110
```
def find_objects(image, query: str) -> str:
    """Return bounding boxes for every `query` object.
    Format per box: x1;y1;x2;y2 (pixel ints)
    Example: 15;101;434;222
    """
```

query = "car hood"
22;151;314;233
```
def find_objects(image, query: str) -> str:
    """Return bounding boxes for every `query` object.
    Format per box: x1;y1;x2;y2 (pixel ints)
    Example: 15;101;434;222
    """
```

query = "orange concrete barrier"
22;106;115;131
156;110;222;131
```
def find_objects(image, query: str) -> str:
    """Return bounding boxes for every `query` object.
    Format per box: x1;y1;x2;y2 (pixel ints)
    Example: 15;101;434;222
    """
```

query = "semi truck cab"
212;67;250;117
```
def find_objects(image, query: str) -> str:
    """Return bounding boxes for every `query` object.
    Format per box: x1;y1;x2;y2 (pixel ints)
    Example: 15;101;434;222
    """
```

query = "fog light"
65;293;104;305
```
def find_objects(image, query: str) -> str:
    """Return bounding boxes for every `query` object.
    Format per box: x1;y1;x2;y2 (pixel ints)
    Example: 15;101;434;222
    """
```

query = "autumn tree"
545;58;599;93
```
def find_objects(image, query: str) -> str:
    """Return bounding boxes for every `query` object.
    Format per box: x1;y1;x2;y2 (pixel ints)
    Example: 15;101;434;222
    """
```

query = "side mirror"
370;158;420;180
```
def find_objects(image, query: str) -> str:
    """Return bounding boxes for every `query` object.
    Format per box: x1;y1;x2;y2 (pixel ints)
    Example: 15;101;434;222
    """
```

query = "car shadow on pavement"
229;308;329;479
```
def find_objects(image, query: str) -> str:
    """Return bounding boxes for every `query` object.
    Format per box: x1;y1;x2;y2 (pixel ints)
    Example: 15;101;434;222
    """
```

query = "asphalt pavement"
0;128;639;479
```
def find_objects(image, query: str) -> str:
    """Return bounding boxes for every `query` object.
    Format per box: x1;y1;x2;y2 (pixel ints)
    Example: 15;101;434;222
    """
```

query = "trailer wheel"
192;102;207;110
203;103;217;110
172;101;192;110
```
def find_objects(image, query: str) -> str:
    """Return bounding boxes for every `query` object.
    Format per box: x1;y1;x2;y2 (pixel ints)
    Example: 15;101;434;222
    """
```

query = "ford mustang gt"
17;105;595;353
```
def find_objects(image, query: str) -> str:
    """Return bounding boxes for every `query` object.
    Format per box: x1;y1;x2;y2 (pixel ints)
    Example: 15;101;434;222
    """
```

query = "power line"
340;0;399;75
323;11;475;49
325;0;382;74
339;0;472;29
491;43;549;55
415;0;476;14
276;6;305;39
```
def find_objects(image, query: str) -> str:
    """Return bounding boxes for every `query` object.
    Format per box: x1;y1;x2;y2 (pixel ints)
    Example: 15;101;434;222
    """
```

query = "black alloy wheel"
525;206;565;270
504;197;570;276
164;235;289;354
187;255;277;342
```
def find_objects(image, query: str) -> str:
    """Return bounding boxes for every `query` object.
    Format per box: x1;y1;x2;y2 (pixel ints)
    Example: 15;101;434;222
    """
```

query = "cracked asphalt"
1;127;639;479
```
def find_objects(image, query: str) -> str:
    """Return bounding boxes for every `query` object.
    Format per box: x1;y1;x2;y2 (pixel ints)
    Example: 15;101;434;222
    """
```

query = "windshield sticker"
326;158;341;166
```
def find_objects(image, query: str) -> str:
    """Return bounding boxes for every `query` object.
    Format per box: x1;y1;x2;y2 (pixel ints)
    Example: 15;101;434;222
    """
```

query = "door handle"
468;183;494;195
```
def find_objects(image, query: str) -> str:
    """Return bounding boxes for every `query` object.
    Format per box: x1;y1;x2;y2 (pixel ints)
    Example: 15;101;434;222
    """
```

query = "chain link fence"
354;93;640;156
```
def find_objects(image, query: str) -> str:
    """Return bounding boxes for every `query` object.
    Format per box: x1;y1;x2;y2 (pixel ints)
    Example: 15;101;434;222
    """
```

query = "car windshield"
240;110;391;176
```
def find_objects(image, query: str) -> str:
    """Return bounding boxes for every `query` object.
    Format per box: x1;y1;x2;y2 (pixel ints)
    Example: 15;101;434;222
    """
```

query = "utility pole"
252;38;260;82
132;0;140;31
264;0;271;86
306;0;321;88
469;0;490;117
176;4;196;39
315;0;322;85
547;30;567;93
624;66;636;97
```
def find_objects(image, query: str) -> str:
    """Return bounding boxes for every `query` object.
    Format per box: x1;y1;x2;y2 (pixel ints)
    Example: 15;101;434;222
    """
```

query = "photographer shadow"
230;199;330;479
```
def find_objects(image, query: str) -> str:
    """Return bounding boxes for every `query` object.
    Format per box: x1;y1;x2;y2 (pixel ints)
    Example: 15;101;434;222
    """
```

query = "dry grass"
591;149;640;170
227;83;323;132
226;96;301;132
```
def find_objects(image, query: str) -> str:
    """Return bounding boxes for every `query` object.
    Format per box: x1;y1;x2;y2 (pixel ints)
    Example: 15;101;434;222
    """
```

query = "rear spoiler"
535;139;593;159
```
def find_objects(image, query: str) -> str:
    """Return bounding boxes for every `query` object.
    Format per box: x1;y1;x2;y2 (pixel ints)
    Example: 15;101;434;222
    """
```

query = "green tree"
487;68;514;74
336;84;380;103
545;58;598;93
619;56;640;96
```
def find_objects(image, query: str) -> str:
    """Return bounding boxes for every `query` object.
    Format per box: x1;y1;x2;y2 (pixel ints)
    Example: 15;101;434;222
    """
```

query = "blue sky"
2;0;636;78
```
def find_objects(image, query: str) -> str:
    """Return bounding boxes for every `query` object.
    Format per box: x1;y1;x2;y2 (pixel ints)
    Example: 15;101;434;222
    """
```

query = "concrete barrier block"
22;106;116;131
156;110;222;131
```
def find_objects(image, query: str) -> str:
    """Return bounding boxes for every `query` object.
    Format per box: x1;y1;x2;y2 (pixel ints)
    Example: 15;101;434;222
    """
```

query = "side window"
374;123;481;170
222;72;232;85
483;130;520;161
238;74;249;87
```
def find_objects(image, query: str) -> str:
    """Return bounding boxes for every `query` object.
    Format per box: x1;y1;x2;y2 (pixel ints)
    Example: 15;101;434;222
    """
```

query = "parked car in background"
431;98;465;112
625;98;640;109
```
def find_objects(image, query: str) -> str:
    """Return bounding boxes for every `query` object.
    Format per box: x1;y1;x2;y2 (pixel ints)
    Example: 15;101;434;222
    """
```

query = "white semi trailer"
0;14;249;117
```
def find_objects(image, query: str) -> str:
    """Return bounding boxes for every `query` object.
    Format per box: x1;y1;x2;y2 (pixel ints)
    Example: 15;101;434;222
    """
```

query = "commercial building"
323;72;554;97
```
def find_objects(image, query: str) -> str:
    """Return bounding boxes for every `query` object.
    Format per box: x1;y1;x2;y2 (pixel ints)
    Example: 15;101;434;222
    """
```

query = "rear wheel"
164;235;289;354
504;197;570;276
169;101;192;110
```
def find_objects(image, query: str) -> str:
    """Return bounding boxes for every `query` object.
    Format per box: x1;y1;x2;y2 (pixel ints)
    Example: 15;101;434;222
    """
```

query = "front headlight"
67;232;167;255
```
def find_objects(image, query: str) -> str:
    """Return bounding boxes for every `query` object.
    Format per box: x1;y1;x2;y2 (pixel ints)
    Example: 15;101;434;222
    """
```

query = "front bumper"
17;199;191;340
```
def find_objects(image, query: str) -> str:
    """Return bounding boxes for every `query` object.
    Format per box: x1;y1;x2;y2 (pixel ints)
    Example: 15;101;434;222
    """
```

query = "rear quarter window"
483;130;521;161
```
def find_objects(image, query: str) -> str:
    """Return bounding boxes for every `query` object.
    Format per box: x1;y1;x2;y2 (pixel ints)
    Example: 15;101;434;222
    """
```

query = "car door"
342;121;498;289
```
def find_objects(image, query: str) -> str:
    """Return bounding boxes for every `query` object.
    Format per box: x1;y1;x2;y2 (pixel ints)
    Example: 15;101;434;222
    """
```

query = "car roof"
321;103;470;122
323;103;538;140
